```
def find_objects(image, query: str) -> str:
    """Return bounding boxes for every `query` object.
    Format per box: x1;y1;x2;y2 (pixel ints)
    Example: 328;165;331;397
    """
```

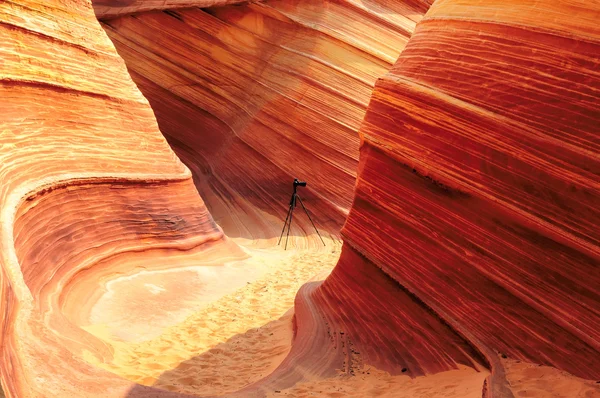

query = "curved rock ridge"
321;0;599;391
0;0;243;396
93;0;247;19
100;0;434;245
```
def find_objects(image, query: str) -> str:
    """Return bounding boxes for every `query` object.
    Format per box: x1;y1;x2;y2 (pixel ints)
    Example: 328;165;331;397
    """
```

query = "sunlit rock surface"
0;0;599;397
0;1;241;396
93;0;246;19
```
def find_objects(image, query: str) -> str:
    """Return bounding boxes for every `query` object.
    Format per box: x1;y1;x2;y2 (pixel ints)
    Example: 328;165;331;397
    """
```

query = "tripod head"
292;178;307;198
293;178;307;192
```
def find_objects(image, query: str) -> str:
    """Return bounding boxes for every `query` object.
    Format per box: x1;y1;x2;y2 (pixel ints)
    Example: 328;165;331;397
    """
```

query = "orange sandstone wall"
100;0;434;243
310;0;599;389
0;1;233;396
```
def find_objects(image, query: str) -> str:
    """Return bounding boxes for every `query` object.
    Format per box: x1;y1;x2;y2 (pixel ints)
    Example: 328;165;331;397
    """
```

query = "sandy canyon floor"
56;233;597;398
1;0;599;396
81;238;343;395
65;233;492;398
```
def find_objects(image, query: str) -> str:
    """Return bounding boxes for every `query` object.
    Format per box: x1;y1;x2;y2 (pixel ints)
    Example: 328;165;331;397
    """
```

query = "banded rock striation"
311;0;600;392
93;0;247;19
0;0;599;397
100;0;434;245
0;0;242;396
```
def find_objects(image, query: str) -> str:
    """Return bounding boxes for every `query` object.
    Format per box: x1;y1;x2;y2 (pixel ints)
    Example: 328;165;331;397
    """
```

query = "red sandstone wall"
310;0;599;390
1;0;598;396
93;0;246;19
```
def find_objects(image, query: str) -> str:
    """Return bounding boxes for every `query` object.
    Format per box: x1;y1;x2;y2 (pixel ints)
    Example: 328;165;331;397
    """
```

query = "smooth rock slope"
0;0;240;396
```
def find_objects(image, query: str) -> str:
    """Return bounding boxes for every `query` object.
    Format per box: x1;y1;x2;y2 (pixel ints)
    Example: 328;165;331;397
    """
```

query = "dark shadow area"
125;314;296;398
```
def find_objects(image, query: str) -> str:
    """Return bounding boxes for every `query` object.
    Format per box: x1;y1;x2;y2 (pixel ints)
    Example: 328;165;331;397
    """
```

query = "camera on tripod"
279;178;325;249
294;179;307;188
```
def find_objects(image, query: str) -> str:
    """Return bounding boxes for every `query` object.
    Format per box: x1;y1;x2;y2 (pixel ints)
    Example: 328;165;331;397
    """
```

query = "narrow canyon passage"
1;0;598;397
97;1;600;395
79;0;457;394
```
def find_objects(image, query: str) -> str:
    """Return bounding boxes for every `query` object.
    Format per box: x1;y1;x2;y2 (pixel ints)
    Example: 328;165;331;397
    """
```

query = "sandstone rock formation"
316;0;600;390
0;0;598;397
100;0;433;245
93;0;247;19
0;0;240;396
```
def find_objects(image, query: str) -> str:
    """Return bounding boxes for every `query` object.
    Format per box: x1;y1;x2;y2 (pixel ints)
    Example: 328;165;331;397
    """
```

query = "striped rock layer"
321;0;600;387
93;0;248;19
0;0;598;397
0;0;238;396
100;0;433;245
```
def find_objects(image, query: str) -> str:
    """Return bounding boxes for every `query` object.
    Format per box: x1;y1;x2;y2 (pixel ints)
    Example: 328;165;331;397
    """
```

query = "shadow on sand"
124;314;296;398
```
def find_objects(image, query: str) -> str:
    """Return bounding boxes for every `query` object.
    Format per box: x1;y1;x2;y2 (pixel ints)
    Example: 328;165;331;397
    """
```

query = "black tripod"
278;179;326;250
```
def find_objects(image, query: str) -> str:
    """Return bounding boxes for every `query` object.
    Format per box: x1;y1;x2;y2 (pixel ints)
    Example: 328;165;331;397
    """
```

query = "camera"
294;178;307;187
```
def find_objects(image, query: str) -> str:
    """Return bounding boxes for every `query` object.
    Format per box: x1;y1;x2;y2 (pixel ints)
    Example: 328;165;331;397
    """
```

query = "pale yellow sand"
503;359;600;398
83;238;342;395
83;256;270;343
75;237;600;398
266;365;489;398
76;235;495;398
78;236;494;398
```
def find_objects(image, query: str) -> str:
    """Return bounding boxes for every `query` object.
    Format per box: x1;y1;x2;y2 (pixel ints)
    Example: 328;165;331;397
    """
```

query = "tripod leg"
296;195;326;246
285;203;294;250
278;205;293;245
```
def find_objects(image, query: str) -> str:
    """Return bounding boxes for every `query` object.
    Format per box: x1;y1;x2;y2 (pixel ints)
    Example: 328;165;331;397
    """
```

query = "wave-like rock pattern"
2;0;599;396
1;0;439;395
100;0;433;244
0;1;241;396
314;0;599;390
